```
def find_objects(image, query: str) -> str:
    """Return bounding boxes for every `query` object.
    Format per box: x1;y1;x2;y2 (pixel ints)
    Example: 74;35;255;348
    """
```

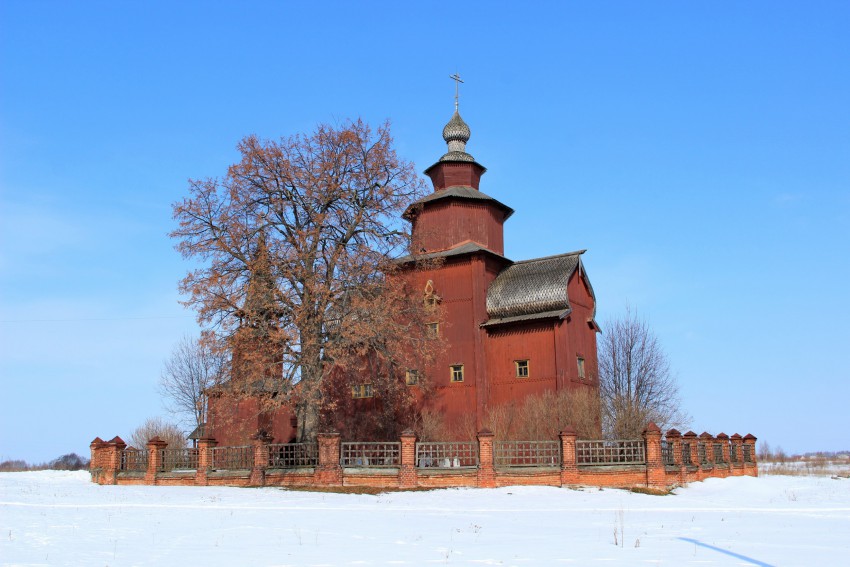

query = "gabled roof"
188;423;208;440
403;185;514;220
395;241;510;265
484;250;593;327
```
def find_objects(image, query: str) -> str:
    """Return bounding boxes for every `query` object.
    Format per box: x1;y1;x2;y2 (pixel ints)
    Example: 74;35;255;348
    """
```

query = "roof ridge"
439;184;476;191
395;240;511;264
403;186;515;220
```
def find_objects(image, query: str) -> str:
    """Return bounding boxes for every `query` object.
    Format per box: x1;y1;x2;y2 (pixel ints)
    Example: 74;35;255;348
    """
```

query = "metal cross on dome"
450;73;464;111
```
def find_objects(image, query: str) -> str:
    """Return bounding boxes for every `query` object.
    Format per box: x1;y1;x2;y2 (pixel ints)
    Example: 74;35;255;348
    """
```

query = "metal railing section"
577;440;645;465
713;443;725;464
730;444;739;463
268;443;318;468
742;445;753;463
494;440;560;467
340;442;400;467
697;443;707;465
159;448;198;472
211;445;252;470
416;442;478;468
120;449;148;471
681;442;692;465
661;440;675;466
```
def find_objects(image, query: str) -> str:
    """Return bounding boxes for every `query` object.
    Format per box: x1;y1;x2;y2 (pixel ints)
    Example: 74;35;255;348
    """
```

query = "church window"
428;322;439;335
351;384;374;399
576;357;586;380
405;370;419;385
515;360;529;378
450;364;464;382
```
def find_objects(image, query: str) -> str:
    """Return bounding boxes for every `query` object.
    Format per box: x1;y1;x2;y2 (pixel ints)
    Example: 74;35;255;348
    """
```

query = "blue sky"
1;1;848;462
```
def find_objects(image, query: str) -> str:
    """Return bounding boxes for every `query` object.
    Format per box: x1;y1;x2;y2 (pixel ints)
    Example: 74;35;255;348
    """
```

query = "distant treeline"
800;451;850;458
758;441;850;463
0;453;90;472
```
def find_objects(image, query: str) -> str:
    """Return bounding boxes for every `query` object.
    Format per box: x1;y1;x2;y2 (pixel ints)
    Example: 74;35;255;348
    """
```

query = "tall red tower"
406;109;513;256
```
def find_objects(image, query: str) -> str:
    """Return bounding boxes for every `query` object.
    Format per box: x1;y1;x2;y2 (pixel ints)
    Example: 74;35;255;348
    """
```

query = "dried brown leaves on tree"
598;309;689;438
171;120;440;441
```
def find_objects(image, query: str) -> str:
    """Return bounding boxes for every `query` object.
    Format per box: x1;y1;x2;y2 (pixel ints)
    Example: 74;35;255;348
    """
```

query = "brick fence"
89;423;757;490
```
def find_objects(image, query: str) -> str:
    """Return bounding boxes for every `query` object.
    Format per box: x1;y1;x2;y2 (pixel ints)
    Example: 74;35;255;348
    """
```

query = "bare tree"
0;459;29;471
129;417;186;450
49;453;89;470
171;120;439;441
513;389;601;440
470;389;600;441
412;408;451;442
159;334;228;429
758;440;773;461
598;309;688;438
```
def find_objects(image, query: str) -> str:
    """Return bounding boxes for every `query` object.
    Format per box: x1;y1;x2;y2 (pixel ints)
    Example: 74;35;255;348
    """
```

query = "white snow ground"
2;471;848;566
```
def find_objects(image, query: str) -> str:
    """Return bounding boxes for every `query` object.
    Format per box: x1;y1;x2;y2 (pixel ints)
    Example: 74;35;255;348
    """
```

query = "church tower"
399;80;599;436
399;94;516;430
404;105;513;256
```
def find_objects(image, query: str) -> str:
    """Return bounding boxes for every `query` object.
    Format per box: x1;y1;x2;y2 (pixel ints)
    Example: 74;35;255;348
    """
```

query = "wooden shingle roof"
395;241;510;265
484;250;592;327
403;185;514;220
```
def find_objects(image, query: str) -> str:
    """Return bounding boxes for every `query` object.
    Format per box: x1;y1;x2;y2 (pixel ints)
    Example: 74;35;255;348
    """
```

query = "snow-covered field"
2;471;849;566
759;459;850;477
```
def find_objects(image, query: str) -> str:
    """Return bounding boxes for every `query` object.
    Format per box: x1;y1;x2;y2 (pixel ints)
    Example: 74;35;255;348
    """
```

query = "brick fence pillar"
249;431;273;487
743;434;758;476
145;437;167;485
103;436;126;485
399;429;418;488
683;431;699;473
559;427;579;486
89;437;105;484
730;433;744;475
195;437;217;486
716;433;730;477
314;432;343;485
476;429;496;488
644;423;666;489
699;432;714;470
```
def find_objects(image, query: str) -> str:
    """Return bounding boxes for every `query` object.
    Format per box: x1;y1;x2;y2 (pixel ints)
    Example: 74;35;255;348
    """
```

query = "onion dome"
440;111;475;162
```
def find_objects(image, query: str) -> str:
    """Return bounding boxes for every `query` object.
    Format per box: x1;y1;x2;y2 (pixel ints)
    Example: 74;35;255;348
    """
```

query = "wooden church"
204;105;600;445
397;107;600;430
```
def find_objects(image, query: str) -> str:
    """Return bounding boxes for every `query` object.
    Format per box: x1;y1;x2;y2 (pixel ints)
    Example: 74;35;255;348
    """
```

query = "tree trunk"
295;348;323;443
296;397;319;443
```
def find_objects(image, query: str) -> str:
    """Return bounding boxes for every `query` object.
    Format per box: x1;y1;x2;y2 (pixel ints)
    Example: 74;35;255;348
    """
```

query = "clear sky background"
2;1;848;463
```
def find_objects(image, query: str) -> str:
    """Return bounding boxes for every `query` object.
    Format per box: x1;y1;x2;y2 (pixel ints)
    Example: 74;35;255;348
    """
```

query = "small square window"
405;369;419;385
450;364;464;382
515;360;529;378
576;357;586;380
428;322;439;336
